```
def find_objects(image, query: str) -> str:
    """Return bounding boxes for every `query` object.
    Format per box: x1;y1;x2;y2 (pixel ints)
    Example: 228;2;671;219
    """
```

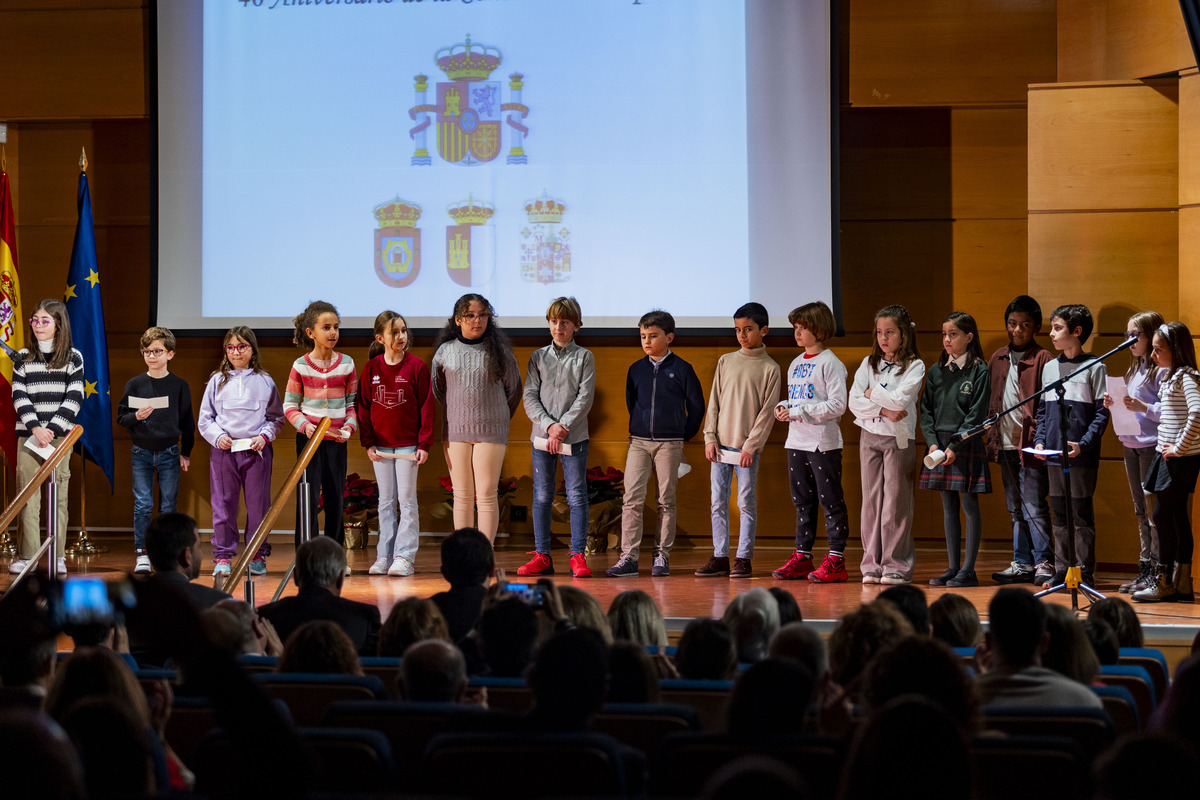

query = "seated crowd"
2;519;1200;799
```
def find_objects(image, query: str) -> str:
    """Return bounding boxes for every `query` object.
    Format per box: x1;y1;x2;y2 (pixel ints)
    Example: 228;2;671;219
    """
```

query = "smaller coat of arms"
374;197;422;288
520;192;570;284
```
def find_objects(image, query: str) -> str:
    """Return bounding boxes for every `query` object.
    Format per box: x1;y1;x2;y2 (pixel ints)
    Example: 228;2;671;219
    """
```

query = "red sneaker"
772;551;815;580
517;551;554;576
569;553;592;578
808;554;848;583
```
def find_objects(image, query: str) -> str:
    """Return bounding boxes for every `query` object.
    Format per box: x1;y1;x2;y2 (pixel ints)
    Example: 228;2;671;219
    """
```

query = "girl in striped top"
283;300;358;551
8;299;84;576
1134;321;1200;603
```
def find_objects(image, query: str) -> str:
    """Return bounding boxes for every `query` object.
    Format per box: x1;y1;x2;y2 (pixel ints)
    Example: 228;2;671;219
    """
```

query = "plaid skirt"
919;431;992;493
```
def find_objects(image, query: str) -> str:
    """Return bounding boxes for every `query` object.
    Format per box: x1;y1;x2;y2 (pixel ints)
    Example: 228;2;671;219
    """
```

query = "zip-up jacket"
625;352;705;441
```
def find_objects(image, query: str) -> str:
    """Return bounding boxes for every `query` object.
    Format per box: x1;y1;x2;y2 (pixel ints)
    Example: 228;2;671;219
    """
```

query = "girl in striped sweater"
8;299;83;576
1134;321;1200;603
284;300;358;552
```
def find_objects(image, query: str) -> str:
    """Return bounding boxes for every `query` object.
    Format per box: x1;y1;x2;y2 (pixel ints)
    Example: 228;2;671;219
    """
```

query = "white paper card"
128;396;169;409
231;438;257;453
1105;377;1142;437
718;449;744;465
377;451;419;461
1022;447;1063;457
23;437;55;459
533;437;573;456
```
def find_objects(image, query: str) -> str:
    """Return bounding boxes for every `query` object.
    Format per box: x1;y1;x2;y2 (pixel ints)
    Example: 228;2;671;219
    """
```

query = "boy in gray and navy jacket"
606;310;705;578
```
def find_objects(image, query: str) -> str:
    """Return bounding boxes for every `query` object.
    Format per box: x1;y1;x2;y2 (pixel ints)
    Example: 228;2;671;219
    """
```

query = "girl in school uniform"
848;305;925;586
358;310;434;577
920;311;991;588
1104;310;1165;594
8;299;83;576
197;326;285;575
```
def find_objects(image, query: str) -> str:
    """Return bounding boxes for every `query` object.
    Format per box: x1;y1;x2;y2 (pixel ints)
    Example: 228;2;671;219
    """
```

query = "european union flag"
64;170;114;490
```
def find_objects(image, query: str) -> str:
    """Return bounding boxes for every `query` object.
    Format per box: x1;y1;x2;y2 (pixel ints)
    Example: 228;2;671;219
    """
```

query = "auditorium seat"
590;702;701;758
358;656;402;696
322;699;485;767
971;735;1088;800
650;732;844;798
165;696;220;766
235;653;278;674
1090;685;1140;734
979;705;1116;760
1117;647;1169;699
254;673;386;726
1097;663;1156;722
423;731;629;797
467;675;534;715
658;679;734;731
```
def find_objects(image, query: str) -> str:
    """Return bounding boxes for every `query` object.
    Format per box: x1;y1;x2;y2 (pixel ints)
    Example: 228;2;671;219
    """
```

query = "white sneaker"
368;557;389;575
8;558;29;575
344;564;352;576
134;554;152;574
56;557;67;576
388;556;415;577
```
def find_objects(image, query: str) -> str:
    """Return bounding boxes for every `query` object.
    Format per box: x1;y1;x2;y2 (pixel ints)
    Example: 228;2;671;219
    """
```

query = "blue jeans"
710;447;760;558
532;440;589;555
132;444;181;554
998;449;1052;565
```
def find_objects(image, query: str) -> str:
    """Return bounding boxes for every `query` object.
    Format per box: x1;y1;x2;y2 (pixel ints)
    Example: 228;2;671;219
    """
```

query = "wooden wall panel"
950;108;1029;219
848;0;1056;107
838;220;954;332
840;108;951;220
1057;0;1108;82
1105;0;1195;80
951;220;1029;313
1028;211;1179;323
1029;81;1179;212
0;5;147;120
1180;70;1200;206
1181;207;1200;327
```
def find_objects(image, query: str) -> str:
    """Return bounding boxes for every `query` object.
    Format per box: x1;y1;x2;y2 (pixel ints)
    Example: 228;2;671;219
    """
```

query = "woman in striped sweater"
8;299;84;576
1135;321;1200;603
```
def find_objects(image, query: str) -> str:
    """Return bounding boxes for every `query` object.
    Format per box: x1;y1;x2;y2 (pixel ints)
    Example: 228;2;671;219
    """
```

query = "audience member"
526;626;610;731
399;639;468;703
1042;603;1100;685
727;657;816;736
58;698;157;798
209;598;284;657
928;593;982;648
277;619;364;674
768;586;803;625
558;584;614;644
828;602;912;700
378;596;450;657
0;711;86;800
723;587;780;663
675;618;737;680
876;584;930;635
1150;653;1200;748
1094;733;1200;800
1088;597;1145;648
0;635;55;709
860;637;980;734
608;589;668;649
431;526;494;643
700;755;809;800
258;536;381;656
478;595;540;677
974;587;1101;708
1083;618;1121;665
608;640;662;703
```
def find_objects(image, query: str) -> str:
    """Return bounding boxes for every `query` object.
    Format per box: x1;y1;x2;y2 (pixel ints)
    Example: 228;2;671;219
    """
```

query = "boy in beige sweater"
695;302;782;578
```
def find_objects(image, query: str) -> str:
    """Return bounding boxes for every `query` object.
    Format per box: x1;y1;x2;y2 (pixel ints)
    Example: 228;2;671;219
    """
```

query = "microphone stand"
950;334;1137;611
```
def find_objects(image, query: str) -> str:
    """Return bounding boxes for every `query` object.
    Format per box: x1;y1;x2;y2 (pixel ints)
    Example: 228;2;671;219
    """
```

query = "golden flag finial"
79;147;88;172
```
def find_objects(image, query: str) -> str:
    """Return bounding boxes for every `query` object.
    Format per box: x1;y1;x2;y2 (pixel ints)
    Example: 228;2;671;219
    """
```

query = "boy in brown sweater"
695;302;782;578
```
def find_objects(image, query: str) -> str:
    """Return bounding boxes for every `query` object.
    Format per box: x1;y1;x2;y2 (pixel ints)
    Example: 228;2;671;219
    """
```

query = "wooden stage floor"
7;538;1200;644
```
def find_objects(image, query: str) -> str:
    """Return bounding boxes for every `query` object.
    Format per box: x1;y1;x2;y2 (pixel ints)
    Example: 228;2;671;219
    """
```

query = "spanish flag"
0;170;23;474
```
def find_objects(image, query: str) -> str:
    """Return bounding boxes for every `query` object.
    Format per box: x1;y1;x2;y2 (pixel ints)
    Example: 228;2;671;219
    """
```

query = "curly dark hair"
432;294;513;382
292;300;339;349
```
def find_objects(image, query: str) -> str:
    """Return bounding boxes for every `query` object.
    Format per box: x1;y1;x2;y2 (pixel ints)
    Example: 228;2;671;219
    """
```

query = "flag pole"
0;453;14;555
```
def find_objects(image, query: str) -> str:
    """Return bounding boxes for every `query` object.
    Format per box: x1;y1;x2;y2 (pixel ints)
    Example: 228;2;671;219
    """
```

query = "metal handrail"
223;418;330;590
2;426;84;593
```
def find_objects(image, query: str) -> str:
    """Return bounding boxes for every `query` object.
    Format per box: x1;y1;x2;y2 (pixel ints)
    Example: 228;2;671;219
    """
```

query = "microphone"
0;339;24;364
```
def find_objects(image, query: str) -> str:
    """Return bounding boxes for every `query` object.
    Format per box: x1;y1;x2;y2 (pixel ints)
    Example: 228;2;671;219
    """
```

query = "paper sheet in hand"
718;449;744;465
1105;377;1141;437
533;437;572;456
23;437;56;459
231;438;257;453
1022;447;1062;457
377;451;418;461
128;396;169;409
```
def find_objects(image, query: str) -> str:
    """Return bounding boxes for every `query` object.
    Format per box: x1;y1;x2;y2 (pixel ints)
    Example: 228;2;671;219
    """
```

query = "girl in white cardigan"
848;305;925;585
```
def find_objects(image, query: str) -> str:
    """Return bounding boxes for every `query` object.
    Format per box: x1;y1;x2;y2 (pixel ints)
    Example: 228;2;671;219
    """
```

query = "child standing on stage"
520;297;596;578
1133;321;1200;602
359;311;433;577
606;309;705;578
197;326;284;576
694;302;781;579
284;301;358;556
920;311;991;588
848;305;924;585
1105;311;1165;594
771;300;851;584
8;300;83;577
1033;304;1109;588
431;294;522;545
986;296;1054;587
117;326;195;575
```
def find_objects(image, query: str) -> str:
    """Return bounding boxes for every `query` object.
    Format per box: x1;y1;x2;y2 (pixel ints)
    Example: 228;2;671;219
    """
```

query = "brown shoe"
730;558;752;578
694;556;730;577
